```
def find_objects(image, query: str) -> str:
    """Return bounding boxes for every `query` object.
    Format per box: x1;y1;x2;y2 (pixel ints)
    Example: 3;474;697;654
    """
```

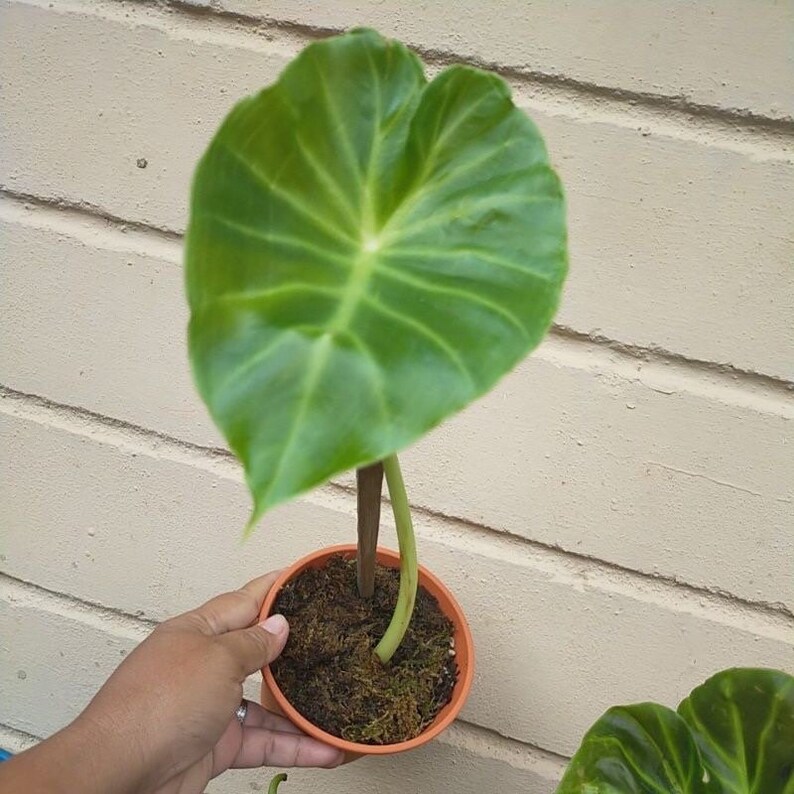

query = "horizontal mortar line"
0;723;40;750
27;0;794;159
154;0;794;140
0;187;181;248
548;325;794;411
331;479;794;626
3;186;792;409
0;570;157;636
0;573;567;767
3;384;793;631
452;719;569;770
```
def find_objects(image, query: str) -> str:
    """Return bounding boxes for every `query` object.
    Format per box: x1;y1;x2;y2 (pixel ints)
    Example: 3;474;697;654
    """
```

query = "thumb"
219;613;290;678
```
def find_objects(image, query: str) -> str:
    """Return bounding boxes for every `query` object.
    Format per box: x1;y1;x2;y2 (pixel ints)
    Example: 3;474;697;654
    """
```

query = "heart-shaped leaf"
186;28;567;526
557;668;794;793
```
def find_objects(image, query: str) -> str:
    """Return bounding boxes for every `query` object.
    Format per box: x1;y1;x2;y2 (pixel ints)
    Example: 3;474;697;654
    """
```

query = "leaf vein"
292;133;361;227
206;215;351;271
343;329;391;426
383;245;558;285
749;681;793;793
219;284;342;306
258;333;335;508
360;295;476;389
386;193;552;243
582;735;675;794
216;333;294;395
373;262;529;340
222;144;357;247
315;60;363;184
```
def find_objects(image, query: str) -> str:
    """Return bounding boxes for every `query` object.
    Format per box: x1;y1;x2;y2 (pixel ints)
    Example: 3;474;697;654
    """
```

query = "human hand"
0;571;343;794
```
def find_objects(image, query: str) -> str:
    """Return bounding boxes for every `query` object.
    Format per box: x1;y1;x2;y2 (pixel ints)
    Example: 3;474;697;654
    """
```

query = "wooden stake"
356;461;383;598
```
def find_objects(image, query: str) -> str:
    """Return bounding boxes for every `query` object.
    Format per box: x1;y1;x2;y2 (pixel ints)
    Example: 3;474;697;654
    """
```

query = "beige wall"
1;1;792;791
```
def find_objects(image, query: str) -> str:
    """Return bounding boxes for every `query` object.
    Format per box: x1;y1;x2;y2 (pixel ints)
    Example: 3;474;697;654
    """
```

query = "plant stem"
374;454;418;663
268;773;287;793
356;462;383;598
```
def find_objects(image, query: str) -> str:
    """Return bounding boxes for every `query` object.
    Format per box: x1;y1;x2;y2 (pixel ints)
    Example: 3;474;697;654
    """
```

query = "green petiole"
374;454;418;664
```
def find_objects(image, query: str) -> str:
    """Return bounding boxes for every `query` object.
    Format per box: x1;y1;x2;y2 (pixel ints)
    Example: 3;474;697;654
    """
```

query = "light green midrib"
728;700;750;793
251;332;334;519
654;712;692;787
250;220;379;512
330;249;378;332
682;705;742;776
748;683;793;793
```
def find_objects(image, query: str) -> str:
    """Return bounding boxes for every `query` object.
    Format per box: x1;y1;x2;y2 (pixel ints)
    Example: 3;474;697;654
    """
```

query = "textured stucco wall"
1;2;792;792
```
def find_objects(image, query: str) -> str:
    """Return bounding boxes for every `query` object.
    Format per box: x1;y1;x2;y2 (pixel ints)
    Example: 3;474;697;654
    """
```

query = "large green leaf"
556;704;707;794
678;668;794;794
186;28;566;526
557;668;794;794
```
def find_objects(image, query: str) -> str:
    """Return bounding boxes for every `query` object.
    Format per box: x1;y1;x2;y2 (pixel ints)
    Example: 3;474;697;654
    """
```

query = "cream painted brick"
0;591;563;794
400;353;793;611
0;589;150;739
199;0;794;120
2;408;792;755
0;725;37;754
2;4;794;377
0;215;223;447
2;217;791;607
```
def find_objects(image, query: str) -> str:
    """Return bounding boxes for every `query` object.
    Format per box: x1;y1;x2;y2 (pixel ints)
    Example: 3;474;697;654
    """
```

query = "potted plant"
557;667;794;793
185;28;567;755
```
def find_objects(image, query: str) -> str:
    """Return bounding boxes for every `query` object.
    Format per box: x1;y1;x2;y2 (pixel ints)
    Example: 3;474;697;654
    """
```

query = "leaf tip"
242;505;265;540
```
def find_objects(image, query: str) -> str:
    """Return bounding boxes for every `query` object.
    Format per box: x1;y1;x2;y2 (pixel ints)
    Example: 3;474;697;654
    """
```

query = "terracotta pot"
258;543;474;756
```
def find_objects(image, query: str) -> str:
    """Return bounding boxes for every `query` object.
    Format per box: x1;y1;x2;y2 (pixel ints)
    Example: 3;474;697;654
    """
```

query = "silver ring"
235;700;248;725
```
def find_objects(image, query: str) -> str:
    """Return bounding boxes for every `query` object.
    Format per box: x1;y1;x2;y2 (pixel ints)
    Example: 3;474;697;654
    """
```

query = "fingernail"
260;613;288;636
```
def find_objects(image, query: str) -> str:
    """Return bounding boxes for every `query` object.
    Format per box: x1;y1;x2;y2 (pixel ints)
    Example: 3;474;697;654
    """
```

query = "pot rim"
259;543;475;755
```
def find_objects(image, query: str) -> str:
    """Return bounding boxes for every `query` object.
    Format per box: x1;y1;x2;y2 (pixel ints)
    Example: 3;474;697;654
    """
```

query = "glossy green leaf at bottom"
557;704;707;794
185;28;567;527
557;668;794;794
678;668;794;794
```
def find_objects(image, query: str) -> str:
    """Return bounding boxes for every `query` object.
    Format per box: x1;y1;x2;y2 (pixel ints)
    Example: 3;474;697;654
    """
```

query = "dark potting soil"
271;554;458;745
